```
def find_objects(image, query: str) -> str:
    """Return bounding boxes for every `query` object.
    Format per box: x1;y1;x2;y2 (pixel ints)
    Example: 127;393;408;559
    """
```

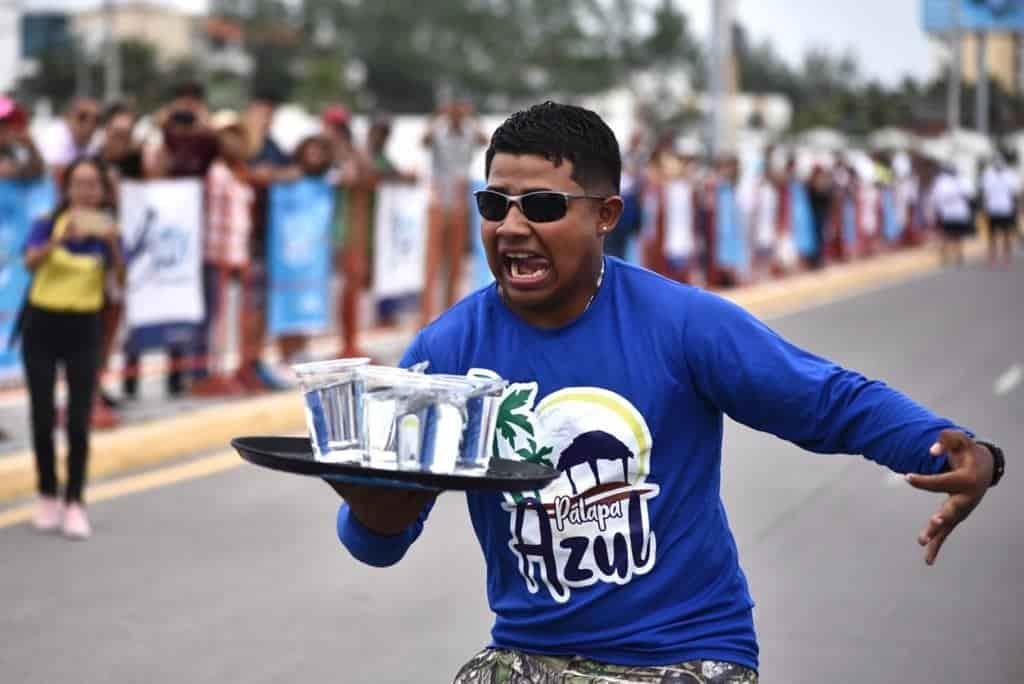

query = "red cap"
0;97;27;127
322;104;351;127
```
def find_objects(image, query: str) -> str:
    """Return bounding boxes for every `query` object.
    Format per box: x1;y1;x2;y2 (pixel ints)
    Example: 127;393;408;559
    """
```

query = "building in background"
72;1;195;65
0;3;23;94
960;33;1024;94
21;11;70;60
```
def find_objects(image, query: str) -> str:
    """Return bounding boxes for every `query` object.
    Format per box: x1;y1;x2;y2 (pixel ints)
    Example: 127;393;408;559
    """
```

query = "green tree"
16;39;99;109
211;0;301;101
117;40;162;111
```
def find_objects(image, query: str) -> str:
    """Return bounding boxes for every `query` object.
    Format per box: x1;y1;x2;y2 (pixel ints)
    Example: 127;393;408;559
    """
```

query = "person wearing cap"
420;99;488;328
0;97;44;181
190;111;256;397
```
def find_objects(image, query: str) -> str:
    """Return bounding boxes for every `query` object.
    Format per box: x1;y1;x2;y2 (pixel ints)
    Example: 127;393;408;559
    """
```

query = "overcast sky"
684;0;938;86
21;0;940;87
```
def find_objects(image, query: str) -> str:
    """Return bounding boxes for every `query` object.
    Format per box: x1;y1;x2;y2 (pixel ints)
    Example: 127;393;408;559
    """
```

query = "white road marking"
994;363;1023;396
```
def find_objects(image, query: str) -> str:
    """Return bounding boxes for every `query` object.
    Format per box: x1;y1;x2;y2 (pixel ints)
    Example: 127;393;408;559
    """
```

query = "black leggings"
21;306;102;503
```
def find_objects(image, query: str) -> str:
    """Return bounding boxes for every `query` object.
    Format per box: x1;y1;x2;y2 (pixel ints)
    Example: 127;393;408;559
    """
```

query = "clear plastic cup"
358;367;506;472
426;374;506;471
293;359;507;473
292;358;370;462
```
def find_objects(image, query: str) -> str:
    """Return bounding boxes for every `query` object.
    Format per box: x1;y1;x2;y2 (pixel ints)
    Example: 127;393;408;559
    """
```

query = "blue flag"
842;195;858;252
0;180;47;377
881;188;902;242
790;181;817;258
267;178;335;336
715;183;748;273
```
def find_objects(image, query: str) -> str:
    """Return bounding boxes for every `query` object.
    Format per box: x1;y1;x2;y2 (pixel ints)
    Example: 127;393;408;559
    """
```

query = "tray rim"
231;435;559;492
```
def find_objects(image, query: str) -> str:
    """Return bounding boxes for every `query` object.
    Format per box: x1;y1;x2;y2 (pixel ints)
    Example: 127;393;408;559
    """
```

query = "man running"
330;103;1003;683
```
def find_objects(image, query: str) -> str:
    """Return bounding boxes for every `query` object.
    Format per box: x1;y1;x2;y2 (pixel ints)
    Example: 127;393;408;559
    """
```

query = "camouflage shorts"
452;648;758;683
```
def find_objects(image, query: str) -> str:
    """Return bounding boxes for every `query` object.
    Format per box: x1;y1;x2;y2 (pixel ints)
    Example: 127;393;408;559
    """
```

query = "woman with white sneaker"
21;157;124;539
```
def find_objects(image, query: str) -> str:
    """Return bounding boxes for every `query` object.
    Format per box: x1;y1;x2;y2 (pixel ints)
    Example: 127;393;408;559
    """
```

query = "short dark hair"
485;101;621;194
101;100;134;125
55;156;116;215
251;85;285;106
171;81;206;102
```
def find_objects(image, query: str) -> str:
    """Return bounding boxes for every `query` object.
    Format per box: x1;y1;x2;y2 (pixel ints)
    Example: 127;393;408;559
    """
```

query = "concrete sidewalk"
0;242;972;503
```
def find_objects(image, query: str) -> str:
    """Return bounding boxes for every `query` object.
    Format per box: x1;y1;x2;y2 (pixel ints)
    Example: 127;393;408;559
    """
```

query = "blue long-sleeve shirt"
337;257;961;670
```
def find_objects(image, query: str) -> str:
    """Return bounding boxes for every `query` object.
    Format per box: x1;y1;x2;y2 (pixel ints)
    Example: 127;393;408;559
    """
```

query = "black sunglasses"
474;189;607;223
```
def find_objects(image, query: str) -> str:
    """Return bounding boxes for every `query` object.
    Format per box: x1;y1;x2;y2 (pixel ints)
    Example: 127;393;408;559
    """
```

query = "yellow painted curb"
727;242;978;318
0;240;979;504
0;393;305;503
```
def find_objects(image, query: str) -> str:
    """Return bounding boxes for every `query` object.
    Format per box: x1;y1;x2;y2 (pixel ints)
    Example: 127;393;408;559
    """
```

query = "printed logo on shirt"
470;369;660;604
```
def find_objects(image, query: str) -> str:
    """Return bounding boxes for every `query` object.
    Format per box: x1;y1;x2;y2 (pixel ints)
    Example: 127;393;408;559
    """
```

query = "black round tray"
231;436;560;492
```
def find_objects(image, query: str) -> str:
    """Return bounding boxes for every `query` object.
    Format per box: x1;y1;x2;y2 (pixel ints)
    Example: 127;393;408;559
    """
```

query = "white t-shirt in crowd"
663;179;694;259
930;172;971;224
754;180;778;249
981;165;1019;217
37;120;91;168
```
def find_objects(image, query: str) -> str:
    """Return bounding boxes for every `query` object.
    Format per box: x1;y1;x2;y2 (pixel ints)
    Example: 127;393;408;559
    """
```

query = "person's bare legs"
338;188;372;358
420;203;446;329
445;200;469;309
939;232;951;265
235;263;268;392
340;249;367;357
277;334;307;362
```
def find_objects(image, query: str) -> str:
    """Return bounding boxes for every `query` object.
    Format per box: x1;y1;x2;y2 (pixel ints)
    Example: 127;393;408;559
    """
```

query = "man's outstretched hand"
326;480;438;536
906;430;995;566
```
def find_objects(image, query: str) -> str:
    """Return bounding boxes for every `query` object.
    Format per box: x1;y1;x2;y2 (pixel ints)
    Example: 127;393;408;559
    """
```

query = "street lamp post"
103;0;121;101
976;31;989;136
949;0;962;133
706;0;733;160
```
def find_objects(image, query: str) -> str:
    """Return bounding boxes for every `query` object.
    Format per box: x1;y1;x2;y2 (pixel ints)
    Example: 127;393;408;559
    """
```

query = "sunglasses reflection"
474;190;606;223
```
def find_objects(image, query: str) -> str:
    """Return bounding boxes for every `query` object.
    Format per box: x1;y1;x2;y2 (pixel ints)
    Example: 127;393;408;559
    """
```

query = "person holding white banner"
191;111;255;396
21;157;124;540
366;115;419;328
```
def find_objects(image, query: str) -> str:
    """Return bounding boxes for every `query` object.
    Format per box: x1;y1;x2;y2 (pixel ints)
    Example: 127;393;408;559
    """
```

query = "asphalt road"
1;262;1021;683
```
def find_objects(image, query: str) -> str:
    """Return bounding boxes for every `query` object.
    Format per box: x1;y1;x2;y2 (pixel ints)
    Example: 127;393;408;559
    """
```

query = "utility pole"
976;31;989;136
948;0;962;133
706;0;733;160
103;0;121;101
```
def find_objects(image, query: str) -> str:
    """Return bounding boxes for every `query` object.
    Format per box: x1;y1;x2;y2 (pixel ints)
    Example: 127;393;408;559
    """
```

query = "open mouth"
502;252;552;288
